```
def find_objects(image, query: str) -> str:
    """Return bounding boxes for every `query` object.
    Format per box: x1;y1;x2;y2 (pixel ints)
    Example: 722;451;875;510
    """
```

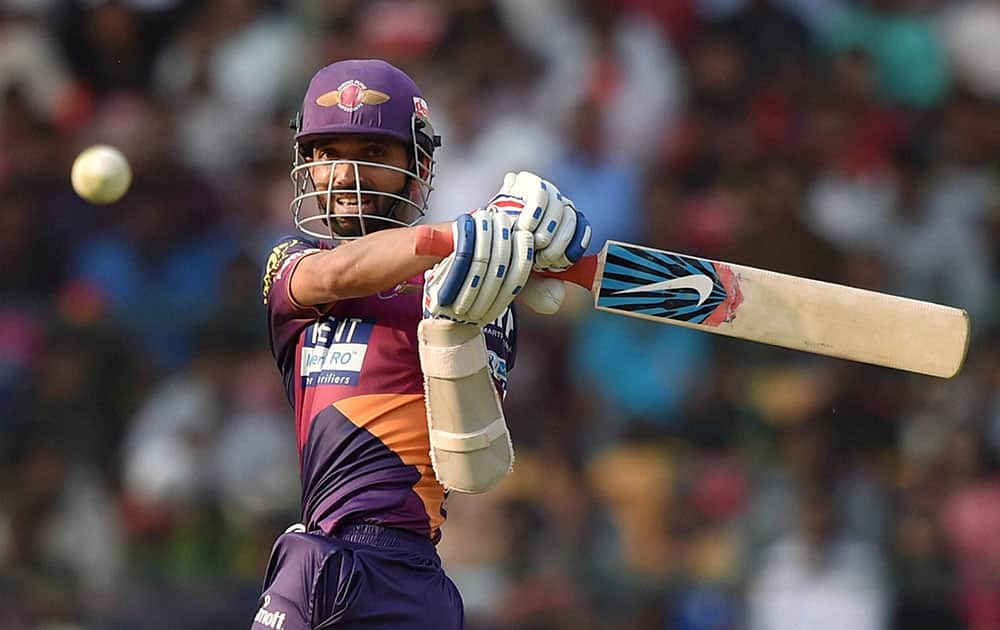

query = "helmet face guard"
289;60;441;241
290;115;436;240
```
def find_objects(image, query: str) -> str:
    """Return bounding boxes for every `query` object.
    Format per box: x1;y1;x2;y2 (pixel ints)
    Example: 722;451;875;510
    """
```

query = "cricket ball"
71;144;132;204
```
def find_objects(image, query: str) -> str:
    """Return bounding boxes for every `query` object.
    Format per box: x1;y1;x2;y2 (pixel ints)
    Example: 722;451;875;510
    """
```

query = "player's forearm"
290;224;449;305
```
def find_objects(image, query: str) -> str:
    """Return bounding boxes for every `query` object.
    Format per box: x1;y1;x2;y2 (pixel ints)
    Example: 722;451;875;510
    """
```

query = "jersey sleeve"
262;235;327;377
481;306;517;399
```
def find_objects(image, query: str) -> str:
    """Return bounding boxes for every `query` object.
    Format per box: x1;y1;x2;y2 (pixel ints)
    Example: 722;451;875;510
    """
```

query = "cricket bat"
414;226;970;378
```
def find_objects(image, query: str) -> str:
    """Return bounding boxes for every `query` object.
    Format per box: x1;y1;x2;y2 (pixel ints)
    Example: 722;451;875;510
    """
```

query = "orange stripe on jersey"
333;393;445;533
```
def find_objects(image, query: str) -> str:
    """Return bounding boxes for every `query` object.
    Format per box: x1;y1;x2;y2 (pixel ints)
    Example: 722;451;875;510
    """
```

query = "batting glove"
423;210;534;327
488;171;592;272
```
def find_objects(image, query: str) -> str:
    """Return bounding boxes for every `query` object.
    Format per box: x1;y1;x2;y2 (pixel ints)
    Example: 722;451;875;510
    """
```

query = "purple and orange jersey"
262;235;517;543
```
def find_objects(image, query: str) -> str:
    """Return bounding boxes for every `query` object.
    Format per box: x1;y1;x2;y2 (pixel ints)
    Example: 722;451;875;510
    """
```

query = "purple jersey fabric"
262;235;517;542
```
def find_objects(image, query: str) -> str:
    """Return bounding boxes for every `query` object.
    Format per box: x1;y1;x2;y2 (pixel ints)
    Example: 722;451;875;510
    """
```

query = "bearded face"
291;134;432;240
305;136;412;238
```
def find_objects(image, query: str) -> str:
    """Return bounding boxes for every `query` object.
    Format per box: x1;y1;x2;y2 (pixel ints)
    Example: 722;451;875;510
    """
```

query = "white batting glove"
423;210;534;327
489;171;592;272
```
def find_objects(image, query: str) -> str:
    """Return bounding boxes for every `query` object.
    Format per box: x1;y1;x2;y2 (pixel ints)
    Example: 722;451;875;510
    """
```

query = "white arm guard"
418;318;513;494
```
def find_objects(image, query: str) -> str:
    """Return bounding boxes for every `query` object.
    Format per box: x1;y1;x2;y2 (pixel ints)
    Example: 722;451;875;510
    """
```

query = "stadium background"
1;0;998;628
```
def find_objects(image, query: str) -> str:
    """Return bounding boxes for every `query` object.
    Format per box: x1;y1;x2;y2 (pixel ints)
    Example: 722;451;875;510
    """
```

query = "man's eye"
365;145;385;158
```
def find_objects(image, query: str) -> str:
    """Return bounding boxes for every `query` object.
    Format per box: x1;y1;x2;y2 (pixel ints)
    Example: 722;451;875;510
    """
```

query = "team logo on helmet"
413;97;430;119
315;80;391;112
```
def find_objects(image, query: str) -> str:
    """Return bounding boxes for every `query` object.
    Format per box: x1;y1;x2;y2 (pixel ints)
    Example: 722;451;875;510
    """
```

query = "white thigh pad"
417;318;513;493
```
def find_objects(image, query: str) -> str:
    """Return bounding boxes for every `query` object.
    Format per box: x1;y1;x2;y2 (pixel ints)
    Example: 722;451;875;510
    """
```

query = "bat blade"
412;226;970;378
593;241;970;379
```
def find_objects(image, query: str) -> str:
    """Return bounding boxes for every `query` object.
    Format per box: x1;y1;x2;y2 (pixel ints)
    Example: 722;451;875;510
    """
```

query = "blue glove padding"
434;213;476;308
424;210;534;327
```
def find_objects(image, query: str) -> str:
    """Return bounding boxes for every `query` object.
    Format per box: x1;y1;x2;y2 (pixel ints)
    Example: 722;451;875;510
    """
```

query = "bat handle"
414;224;598;292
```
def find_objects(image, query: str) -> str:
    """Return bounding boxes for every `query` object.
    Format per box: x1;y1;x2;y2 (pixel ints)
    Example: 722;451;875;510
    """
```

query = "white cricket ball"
71;144;132;204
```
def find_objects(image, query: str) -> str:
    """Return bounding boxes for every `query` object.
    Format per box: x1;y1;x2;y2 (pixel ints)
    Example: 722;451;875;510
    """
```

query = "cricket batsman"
253;59;591;629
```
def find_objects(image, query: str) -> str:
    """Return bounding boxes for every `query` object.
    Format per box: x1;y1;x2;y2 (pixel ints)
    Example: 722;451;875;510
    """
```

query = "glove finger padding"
504;170;590;271
465;212;515;322
479;227;533;326
506;171;561;250
418;318;513;493
451;210;495;316
533;180;567;250
539;206;592;271
512;171;563;240
534;204;576;270
565;208;592;263
427;214;476;309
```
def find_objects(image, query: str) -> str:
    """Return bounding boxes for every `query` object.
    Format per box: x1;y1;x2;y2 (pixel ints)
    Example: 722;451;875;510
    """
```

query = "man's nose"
331;162;359;188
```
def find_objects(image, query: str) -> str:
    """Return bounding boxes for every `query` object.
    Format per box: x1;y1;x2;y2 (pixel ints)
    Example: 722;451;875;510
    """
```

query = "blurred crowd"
1;0;998;628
